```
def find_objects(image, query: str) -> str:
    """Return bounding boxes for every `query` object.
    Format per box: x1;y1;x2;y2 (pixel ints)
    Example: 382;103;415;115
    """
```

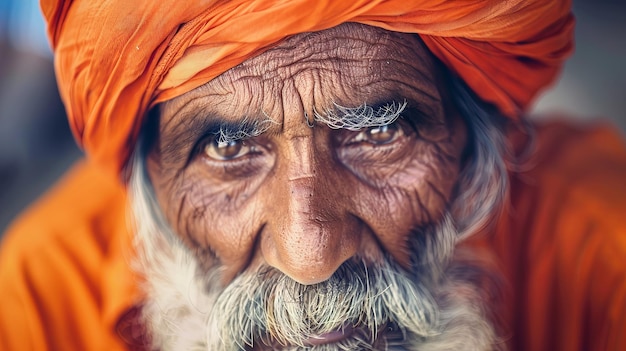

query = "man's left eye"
204;139;252;160
353;123;403;145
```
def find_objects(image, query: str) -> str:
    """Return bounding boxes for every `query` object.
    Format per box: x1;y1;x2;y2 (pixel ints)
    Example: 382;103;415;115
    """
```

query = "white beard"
130;167;502;351
123;66;515;350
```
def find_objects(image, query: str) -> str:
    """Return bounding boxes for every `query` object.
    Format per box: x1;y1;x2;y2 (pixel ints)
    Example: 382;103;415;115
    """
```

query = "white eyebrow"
313;100;407;131
213;114;278;144
214;100;407;143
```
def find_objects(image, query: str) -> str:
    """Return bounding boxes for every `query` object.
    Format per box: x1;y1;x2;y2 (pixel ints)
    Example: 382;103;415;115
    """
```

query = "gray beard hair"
130;171;501;351
131;76;510;351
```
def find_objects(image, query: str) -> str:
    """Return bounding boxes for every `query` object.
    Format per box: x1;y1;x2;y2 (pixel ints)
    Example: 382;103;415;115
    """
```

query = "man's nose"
261;138;360;285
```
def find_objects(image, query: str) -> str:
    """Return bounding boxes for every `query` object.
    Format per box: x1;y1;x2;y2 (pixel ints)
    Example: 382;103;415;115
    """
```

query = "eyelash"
188;106;426;168
340;118;416;145
192;136;268;179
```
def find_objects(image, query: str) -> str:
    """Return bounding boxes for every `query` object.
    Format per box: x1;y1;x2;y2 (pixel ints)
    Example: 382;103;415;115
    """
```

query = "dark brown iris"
205;140;246;160
365;124;400;144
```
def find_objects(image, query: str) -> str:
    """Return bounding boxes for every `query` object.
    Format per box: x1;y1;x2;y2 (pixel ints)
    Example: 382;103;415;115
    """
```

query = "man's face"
143;23;470;348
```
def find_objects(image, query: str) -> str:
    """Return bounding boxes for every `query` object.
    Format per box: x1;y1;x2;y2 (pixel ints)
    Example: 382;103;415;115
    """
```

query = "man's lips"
304;324;355;346
255;324;358;350
254;322;406;350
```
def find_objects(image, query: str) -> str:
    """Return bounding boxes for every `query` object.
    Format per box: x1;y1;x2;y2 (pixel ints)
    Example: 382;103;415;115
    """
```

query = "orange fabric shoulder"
489;120;626;351
1;121;625;351
0;160;138;350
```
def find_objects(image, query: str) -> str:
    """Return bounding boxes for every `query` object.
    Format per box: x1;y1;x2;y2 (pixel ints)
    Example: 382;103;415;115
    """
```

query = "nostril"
272;231;344;285
260;173;361;285
277;253;348;286
260;217;363;285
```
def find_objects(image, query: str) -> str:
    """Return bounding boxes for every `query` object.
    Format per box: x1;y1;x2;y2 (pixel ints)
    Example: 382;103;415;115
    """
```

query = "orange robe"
1;120;625;350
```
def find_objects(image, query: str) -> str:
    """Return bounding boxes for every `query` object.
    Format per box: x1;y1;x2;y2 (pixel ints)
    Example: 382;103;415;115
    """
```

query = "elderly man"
1;0;625;350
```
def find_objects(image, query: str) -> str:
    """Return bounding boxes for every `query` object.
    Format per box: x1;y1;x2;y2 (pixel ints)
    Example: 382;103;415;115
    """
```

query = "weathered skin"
146;23;468;286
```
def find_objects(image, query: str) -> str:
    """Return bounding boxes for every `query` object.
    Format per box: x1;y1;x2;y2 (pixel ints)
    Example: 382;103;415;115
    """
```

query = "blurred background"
0;1;625;234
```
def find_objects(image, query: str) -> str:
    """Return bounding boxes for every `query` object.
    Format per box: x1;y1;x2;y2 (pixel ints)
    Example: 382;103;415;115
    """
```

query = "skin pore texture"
137;23;501;350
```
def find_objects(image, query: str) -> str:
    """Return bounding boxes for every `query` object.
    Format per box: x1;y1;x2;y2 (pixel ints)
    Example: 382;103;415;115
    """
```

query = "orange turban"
42;0;574;176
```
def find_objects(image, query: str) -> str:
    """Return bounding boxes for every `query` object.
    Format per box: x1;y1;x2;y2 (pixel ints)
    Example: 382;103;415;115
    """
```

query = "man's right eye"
203;139;252;160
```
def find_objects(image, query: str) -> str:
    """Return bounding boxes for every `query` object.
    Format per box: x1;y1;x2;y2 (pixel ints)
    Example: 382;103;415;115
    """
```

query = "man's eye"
353;123;403;145
204;139;251;160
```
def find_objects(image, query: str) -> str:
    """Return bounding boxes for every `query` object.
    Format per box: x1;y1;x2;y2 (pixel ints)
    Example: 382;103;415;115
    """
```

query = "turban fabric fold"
41;0;574;176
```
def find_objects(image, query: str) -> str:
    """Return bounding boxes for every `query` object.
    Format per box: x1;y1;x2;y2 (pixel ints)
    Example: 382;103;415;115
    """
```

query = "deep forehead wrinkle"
241;24;435;75
221;25;443;121
156;23;448;165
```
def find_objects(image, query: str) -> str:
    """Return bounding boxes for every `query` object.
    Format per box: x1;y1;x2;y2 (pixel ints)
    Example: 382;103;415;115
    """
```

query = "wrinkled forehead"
240;23;438;76
159;23;445;124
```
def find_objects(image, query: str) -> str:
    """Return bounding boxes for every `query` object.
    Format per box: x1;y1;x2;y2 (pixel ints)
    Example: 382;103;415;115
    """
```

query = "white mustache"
132;177;499;351
201;215;461;351
207;257;440;351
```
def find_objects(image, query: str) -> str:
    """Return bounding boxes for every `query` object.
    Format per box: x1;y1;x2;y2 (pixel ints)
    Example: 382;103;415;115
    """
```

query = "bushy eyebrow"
158;109;277;166
210;115;278;143
207;100;410;140
158;98;428;166
313;100;408;131
180;100;410;143
205;100;412;142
